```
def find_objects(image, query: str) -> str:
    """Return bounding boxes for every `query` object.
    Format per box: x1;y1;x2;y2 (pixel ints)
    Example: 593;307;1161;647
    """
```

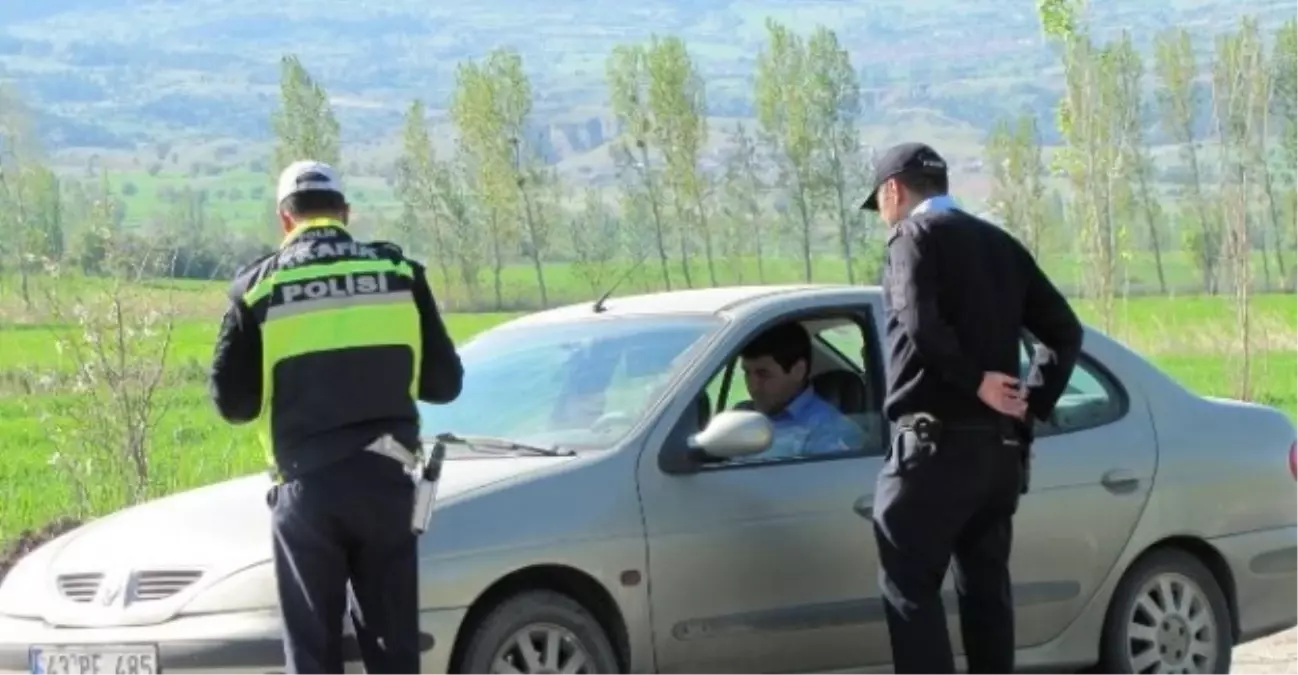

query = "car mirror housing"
687;411;773;461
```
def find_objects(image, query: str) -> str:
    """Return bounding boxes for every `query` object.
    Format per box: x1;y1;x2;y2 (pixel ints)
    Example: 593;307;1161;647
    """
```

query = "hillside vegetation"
0;0;1292;210
1;0;1288;152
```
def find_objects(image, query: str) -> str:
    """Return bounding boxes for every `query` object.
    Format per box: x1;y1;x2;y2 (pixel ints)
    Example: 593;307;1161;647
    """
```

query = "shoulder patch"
890;216;939;251
887;267;909;311
884;236;913;312
886;217;923;249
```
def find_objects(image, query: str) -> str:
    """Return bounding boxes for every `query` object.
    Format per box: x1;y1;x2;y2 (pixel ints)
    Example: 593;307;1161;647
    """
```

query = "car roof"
497;284;884;329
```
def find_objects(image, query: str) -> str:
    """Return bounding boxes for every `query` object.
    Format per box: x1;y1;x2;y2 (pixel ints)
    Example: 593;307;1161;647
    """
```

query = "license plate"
29;645;159;675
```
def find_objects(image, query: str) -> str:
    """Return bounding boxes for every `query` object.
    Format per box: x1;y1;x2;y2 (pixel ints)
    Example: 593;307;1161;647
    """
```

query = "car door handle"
1101;469;1140;494
852;495;874;519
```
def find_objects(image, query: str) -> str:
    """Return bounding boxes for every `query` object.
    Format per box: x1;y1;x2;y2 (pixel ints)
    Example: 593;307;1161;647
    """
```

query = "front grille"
56;573;103;603
133;569;203;602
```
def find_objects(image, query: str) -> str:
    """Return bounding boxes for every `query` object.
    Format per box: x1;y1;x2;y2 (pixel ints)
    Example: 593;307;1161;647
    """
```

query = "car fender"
412;448;655;671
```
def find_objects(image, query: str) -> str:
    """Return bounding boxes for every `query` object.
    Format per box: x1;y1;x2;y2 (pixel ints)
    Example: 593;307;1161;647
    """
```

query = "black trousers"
871;427;1023;674
269;451;419;674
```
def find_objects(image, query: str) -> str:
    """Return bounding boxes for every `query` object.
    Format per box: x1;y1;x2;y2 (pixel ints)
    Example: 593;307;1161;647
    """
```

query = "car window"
818;324;865;370
705;321;866;409
1019;344;1126;436
695;317;885;466
419;315;722;451
605;339;690;414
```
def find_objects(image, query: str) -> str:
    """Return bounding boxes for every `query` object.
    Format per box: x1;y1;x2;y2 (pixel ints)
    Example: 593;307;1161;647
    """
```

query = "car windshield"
419;314;722;451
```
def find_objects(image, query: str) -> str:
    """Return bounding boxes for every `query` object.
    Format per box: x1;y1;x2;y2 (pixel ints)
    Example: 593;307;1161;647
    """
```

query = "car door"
635;305;893;673
853;301;1157;655
966;341;1157;650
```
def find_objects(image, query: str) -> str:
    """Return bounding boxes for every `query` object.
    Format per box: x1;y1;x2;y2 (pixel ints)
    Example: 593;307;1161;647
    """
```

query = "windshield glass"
419;315;722;451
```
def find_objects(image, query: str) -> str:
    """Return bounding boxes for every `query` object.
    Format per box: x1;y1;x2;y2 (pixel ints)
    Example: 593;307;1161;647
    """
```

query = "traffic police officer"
862;143;1083;673
209;160;464;674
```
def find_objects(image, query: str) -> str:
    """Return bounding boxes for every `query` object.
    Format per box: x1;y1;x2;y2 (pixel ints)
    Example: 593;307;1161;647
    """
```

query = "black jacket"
881;207;1083;426
209;224;463;479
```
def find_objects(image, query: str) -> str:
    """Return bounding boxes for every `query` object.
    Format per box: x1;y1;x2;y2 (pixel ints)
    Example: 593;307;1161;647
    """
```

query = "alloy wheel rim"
490;623;594;674
1125;572;1219;673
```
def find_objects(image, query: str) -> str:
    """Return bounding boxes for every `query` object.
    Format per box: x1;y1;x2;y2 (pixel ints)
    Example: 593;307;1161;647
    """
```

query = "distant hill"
0;0;1291;177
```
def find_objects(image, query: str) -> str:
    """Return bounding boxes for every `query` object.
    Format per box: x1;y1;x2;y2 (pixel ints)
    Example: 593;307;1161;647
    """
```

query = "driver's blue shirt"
765;387;867;458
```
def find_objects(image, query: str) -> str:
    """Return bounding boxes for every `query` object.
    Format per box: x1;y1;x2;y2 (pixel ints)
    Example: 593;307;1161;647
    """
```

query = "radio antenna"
593;255;648;314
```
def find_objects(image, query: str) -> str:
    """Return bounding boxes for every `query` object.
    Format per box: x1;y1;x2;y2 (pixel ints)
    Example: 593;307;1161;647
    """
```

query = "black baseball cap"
860;142;949;211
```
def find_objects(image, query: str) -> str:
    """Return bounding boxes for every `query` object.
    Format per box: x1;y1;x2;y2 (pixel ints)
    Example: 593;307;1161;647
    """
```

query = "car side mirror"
687;410;773;461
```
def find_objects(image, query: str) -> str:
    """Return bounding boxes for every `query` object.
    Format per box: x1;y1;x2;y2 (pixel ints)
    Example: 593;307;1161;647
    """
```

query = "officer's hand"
978;372;1027;419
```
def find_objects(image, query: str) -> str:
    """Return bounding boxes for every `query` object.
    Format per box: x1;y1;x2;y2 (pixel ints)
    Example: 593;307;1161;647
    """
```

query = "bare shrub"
32;220;181;519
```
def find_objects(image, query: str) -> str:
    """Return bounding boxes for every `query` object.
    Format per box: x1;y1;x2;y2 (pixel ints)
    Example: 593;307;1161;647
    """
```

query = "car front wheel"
1099;548;1233;674
459;590;620;674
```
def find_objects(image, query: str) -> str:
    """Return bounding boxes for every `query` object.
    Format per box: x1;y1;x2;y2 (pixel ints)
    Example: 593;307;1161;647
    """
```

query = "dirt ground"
1234;628;1297;674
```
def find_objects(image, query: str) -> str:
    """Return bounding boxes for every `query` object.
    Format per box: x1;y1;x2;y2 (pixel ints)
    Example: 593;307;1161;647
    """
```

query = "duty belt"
363;434;420;470
896;413;1001;432
897;413;1022;447
265;435;420;485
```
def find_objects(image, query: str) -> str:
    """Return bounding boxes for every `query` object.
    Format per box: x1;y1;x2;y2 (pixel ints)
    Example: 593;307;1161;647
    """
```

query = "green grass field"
3;244;1265;317
0;278;1294;543
104;168;404;230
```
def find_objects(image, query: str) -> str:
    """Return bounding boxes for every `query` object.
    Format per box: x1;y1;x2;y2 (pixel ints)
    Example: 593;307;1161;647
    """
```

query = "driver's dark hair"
742;321;811;373
895;170;948;201
280;189;347;218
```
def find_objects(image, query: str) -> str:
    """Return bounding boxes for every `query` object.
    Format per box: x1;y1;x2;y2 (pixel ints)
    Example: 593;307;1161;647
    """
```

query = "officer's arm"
411;264;464;404
1020;249;1084;421
209;298;263;424
888;229;983;396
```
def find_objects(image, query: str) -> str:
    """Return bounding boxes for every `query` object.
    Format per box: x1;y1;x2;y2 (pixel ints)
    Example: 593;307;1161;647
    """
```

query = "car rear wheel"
460;590;619;674
1099;548;1232;674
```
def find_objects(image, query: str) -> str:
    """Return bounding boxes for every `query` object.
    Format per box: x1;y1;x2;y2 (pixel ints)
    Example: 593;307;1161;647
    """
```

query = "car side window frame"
816;325;867;371
658;305;889;475
1032;351;1131;439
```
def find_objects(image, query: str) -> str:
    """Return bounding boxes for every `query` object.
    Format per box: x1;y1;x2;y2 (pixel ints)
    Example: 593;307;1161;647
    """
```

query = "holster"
893;414;942;475
910;415;942;446
364;434;443;535
410;441;445;536
1011;418;1035;495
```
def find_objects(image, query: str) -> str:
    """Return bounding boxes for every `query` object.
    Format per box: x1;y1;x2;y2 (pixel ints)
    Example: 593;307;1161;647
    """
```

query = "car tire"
459;589;620;674
1098;548;1233;674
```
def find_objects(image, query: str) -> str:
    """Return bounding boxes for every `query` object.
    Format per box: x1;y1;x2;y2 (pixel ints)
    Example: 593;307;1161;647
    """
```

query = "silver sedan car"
1;285;1294;674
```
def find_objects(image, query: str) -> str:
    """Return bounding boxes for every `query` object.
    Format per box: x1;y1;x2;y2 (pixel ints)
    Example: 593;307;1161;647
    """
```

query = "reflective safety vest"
238;218;424;479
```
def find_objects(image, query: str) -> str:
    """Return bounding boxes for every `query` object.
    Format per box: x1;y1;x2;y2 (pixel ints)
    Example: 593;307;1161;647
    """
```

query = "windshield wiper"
425;432;576;457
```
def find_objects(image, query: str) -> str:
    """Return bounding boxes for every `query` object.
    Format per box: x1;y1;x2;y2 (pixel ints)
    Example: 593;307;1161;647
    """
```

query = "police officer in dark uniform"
210;160;464;674
861;143;1083;673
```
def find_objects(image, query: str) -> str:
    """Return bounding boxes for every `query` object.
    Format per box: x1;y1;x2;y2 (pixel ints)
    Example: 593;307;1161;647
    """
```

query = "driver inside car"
738;322;867;458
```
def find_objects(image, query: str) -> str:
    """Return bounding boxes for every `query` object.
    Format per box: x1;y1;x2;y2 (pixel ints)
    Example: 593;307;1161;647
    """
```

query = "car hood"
44;454;576;581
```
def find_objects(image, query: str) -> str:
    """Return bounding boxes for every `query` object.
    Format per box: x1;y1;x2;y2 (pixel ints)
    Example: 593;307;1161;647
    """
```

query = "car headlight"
178;562;277;616
0;553;47;619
